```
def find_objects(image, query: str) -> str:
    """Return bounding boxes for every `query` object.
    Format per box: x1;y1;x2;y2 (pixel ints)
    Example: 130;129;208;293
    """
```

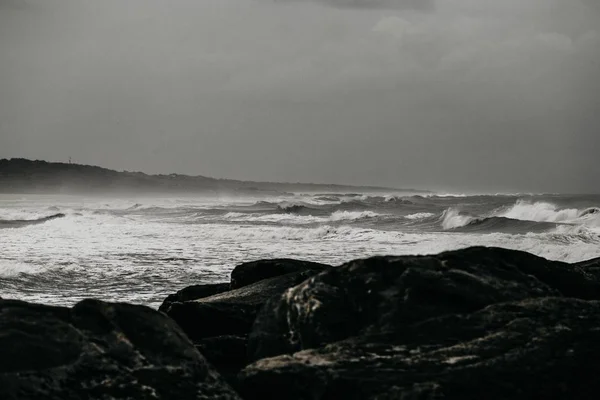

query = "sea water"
1;192;599;308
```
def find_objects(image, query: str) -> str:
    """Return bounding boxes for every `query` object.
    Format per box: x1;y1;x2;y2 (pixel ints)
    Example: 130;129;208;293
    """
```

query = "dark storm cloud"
0;0;598;193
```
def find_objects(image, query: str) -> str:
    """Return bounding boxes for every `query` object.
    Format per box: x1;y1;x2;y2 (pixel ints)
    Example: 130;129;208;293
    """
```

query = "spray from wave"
499;201;580;223
499;201;600;227
440;200;600;234
440;208;476;230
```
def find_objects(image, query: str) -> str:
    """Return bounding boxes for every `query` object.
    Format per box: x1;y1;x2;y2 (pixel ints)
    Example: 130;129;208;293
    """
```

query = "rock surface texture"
229;259;331;289
238;247;600;399
0;299;240;400
160;259;332;382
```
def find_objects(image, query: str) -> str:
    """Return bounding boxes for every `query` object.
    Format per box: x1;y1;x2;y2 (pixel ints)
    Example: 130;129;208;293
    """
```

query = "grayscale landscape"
1;0;599;399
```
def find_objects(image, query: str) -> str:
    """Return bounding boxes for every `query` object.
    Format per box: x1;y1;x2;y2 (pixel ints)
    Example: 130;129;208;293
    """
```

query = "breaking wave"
499;201;600;228
500;201;580;223
441;208;476;230
450;216;558;234
441;200;600;234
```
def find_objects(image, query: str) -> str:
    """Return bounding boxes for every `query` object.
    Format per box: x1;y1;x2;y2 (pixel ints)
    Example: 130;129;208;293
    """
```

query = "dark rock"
248;247;600;361
196;336;248;382
206;270;322;306
574;256;600;280
163;269;326;342
159;282;230;312
239;297;600;400
0;299;240;400
161;265;330;385
164;302;258;342
239;298;600;400
230;259;330;290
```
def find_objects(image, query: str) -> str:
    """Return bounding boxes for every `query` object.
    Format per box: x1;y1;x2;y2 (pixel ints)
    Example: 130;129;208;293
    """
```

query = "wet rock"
163;268;330;342
205;270;323;307
161;261;331;384
164;270;323;342
0;299;240;400
239;297;600;400
230;259;330;289
159;282;230;312
248;247;600;361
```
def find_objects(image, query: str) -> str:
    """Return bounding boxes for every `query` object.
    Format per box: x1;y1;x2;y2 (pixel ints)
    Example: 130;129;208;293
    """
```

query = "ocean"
1;192;599;309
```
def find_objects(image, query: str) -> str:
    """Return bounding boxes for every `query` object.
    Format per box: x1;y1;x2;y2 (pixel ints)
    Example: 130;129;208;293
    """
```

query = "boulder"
160;270;330;383
0;299;240;400
230;259;330;289
239;297;600;400
163;270;323;342
248;247;600;361
159;282;230;312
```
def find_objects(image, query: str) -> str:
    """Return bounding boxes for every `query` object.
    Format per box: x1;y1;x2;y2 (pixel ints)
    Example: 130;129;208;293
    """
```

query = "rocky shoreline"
2;247;600;399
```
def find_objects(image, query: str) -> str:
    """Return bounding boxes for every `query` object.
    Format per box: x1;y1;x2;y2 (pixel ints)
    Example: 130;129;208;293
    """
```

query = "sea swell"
0;213;66;229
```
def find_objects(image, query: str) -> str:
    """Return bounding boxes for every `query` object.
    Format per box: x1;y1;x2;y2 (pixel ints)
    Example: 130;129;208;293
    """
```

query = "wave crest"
329;210;380;221
499;200;580;223
441;208;475;230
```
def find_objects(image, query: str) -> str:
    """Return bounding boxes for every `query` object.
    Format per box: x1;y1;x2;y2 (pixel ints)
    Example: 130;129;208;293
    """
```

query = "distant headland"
0;158;427;195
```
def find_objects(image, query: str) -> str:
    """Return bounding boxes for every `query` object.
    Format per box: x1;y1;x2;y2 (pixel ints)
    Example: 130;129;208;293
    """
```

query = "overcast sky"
1;0;598;193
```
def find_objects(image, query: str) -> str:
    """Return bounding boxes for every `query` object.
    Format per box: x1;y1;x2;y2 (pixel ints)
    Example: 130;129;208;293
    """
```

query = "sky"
1;0;598;193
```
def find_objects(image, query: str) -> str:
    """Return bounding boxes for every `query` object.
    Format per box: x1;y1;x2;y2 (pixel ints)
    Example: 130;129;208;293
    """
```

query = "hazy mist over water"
1;0;599;193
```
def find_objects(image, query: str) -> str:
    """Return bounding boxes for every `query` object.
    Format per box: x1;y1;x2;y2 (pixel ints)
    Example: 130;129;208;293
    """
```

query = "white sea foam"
493;201;600;231
220;210;381;224
329;210;380;221
499;201;580;223
404;212;436;220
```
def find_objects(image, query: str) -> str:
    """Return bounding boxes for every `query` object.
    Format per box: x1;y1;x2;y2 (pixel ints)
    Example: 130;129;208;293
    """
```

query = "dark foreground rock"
159;282;230;312
239;297;600;400
575;256;600;280
233;247;600;399
0;299;240;400
164;270;327;342
230;259;330;289
160;259;332;383
248;247;600;361
6;247;600;399
196;336;248;382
